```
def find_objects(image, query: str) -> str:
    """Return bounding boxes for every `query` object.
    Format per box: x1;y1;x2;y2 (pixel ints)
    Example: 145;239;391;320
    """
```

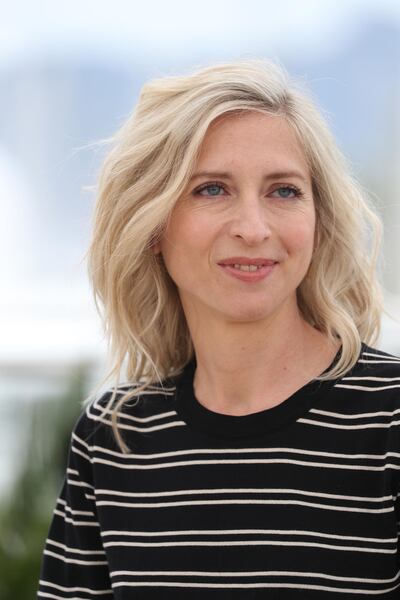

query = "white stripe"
343;376;400;382
88;456;400;472
362;353;400;361
335;383;400;391
103;539;394;553
39;580;111;594
299;418;400;431
95;486;392;503
69;441;400;462
359;359;400;365
57;499;94;517
95;498;393;513
90;402;177;424
101;528;396;543
64;506;95;517
43;549;107;565
66;467;79;476
46;538;106;555
87;408;186;433
71;445;92;463
53;509;99;527
310;407;400;420
39;594;88;600
110;567;400;584
109;581;400;594
66;478;94;489
109;383;175;393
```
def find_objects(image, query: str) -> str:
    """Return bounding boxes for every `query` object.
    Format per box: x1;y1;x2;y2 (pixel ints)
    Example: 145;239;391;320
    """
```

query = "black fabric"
38;343;400;599
176;345;343;438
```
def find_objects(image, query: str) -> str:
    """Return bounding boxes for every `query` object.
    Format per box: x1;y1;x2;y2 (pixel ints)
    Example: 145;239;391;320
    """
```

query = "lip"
217;257;277;266
217;261;277;283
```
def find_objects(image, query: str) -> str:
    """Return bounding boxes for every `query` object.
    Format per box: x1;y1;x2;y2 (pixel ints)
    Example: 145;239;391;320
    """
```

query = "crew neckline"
175;344;361;439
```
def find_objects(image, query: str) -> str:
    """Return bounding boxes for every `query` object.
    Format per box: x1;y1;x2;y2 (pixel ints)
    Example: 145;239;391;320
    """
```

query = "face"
155;111;316;327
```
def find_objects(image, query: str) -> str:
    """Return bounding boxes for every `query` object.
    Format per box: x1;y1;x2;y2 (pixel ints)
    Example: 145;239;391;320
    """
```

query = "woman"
38;59;400;598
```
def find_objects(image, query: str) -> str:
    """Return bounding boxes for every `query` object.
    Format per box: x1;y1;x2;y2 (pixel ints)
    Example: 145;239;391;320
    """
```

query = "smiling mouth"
218;258;278;272
230;264;263;272
217;261;278;282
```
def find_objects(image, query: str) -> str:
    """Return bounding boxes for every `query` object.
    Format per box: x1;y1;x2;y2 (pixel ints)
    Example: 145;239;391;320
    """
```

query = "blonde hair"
86;58;383;450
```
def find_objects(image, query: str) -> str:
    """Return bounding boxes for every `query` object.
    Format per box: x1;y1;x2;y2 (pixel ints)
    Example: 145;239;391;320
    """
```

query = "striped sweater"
38;343;400;598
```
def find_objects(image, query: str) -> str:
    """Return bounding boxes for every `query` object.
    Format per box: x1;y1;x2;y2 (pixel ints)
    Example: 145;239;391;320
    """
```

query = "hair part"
85;58;383;451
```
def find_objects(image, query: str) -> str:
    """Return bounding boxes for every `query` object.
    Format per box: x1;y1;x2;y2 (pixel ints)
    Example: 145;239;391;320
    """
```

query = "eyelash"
193;181;304;199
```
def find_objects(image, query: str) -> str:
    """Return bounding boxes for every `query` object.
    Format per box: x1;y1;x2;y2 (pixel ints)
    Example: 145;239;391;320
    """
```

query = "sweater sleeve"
37;409;113;599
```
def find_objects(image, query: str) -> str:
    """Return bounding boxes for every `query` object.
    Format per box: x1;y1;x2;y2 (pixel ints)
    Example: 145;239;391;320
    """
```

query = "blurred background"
0;0;399;596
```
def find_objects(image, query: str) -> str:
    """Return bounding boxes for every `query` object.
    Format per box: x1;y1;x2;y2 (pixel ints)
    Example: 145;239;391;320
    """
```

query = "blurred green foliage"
0;363;93;599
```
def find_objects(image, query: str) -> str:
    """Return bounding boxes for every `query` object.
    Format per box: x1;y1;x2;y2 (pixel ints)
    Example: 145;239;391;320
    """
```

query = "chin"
220;305;276;324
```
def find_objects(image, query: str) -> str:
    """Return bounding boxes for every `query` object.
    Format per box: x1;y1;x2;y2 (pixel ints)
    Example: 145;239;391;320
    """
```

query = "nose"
229;196;272;245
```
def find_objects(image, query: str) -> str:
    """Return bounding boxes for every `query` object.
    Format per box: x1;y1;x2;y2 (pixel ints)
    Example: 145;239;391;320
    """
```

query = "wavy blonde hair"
86;58;383;450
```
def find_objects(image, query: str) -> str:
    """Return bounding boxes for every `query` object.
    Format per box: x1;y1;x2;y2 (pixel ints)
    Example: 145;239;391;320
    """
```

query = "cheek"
167;212;216;254
159;214;208;275
284;217;316;255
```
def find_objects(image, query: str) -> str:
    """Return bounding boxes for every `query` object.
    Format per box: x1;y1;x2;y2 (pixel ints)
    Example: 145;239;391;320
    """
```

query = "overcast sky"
1;0;399;363
1;0;400;68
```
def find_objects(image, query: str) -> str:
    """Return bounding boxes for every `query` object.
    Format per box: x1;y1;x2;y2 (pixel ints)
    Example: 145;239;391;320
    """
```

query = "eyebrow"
190;170;309;183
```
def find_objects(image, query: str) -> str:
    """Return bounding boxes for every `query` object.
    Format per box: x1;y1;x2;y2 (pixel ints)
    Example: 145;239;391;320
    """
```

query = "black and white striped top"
38;343;400;598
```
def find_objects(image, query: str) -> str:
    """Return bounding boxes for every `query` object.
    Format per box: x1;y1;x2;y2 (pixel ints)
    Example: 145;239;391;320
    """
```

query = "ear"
151;241;161;255
148;232;161;255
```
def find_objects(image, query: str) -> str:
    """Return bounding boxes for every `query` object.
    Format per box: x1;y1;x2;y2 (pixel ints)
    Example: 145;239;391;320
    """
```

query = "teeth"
233;264;260;272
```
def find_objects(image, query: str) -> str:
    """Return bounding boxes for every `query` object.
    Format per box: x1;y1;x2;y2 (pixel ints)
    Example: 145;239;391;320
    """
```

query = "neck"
185;302;338;416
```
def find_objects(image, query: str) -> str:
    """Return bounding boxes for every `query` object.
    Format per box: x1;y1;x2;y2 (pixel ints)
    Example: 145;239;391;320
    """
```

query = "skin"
154;111;339;416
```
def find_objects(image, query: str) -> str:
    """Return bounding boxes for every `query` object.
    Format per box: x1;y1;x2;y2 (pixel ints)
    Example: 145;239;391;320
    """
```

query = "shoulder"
334;342;400;401
358;343;400;373
72;378;178;448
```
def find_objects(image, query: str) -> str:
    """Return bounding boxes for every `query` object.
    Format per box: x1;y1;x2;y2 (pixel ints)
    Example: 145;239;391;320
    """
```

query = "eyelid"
193;181;228;194
269;183;304;198
192;181;304;197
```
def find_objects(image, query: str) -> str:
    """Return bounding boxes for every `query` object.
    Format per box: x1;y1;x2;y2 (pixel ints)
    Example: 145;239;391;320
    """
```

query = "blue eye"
193;183;303;199
272;186;302;199
195;183;225;197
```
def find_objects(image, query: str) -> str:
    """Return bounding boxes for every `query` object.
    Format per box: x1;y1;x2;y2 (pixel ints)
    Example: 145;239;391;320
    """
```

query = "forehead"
197;111;309;175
